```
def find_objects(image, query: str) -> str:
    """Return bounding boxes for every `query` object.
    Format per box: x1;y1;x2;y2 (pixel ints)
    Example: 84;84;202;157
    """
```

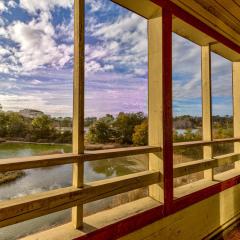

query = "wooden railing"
173;137;240;178
0;146;161;228
0;139;240;231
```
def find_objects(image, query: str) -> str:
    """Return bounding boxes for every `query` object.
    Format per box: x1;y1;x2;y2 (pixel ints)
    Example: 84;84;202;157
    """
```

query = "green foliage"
173;129;202;142
132;120;148;146
31;115;56;141
6;112;28;138
0;112;7;137
87;115;114;143
114;112;146;144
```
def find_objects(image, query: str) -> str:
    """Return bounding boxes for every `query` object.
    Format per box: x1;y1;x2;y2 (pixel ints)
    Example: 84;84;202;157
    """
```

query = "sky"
0;0;233;117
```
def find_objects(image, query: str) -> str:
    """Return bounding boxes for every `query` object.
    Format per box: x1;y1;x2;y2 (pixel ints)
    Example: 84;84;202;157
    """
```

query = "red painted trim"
173;175;240;213
151;0;240;54
74;205;164;240
162;7;174;214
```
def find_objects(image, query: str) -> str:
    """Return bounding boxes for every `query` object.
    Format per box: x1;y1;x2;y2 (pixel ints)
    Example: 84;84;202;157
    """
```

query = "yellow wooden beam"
111;0;161;19
233;62;240;168
201;45;213;180
148;16;164;202
72;0;85;229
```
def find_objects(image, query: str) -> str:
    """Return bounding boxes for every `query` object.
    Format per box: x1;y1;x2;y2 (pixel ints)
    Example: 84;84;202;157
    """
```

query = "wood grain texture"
202;45;213;180
173;138;240;148
0;146;160;172
148;16;164;203
0;171;160;228
72;0;85;228
233;62;240;168
174;153;240;178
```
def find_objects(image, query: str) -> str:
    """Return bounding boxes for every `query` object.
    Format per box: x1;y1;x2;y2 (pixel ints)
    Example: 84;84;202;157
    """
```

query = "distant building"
19;109;45;119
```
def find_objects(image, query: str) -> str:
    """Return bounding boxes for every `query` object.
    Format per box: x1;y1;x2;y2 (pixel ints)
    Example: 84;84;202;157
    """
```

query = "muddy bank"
0;171;26;185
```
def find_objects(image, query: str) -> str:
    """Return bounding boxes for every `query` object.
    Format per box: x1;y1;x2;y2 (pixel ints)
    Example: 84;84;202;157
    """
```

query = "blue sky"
0;0;233;117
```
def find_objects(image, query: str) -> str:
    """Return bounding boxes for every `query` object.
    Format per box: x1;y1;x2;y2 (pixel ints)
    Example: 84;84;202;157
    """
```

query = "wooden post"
201;45;213;180
148;8;173;211
233;62;240;168
72;0;85;229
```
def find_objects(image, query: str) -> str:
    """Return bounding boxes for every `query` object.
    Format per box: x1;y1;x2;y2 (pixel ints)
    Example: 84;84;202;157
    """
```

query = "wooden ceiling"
112;0;240;61
171;0;240;51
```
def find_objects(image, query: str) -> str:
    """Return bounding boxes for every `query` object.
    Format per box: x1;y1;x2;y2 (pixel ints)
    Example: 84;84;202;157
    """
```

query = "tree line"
0;107;233;146
0;111;72;143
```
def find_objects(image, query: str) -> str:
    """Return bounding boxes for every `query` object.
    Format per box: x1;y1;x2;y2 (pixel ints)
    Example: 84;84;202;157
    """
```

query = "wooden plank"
0;146;160;172
174;179;217;199
0;153;78;172
173;174;240;212
21;197;163;240
0;171;160;228
111;0;161;19
170;0;240;48
202;45;213;180
72;0;85;229
174;153;240;178
233;62;240;168
148;15;164;203
173;138;240;148
84;146;161;161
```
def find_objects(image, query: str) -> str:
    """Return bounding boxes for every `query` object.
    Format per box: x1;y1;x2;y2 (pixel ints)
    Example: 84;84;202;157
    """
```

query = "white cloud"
30;79;42;85
0;1;7;12
8;1;17;8
6;12;73;72
19;0;73;14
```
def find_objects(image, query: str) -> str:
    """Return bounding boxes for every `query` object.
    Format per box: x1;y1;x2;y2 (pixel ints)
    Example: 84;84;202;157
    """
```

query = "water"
0;142;147;239
175;129;199;135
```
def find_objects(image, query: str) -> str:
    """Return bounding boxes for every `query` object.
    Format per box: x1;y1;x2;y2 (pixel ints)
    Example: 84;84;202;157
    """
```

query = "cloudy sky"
0;0;233;117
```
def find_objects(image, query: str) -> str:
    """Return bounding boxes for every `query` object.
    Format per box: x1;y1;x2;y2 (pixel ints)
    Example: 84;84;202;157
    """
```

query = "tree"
31;115;55;141
132;120;148;146
114;112;146;144
87;119;113;143
0;111;7;137
6;112;28;138
84;117;97;127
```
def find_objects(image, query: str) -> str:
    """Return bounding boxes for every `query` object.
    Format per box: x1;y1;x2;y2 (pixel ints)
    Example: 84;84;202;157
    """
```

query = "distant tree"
31;115;55;140
114;112;146;144
87;119;113;143
84;117;97;127
132;120;148;146
0;111;7;137
6;112;28;138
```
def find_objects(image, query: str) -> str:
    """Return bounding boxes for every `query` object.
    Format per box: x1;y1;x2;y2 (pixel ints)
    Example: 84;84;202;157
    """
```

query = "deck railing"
0;139;240;230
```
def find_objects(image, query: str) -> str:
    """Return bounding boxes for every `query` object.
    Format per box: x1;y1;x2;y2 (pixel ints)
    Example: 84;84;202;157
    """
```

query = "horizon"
0;0;233;118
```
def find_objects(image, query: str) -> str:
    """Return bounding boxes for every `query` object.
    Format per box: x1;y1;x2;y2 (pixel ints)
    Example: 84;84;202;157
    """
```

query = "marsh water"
0;143;147;239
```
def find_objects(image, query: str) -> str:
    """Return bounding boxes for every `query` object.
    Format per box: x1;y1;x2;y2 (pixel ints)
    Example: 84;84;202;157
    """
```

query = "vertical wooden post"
148;8;173;211
201;45;213;180
233;62;240;168
72;0;85;229
148;16;164;203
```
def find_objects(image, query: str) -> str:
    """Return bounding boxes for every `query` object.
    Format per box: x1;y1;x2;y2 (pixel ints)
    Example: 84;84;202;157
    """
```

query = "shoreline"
0;171;26;185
